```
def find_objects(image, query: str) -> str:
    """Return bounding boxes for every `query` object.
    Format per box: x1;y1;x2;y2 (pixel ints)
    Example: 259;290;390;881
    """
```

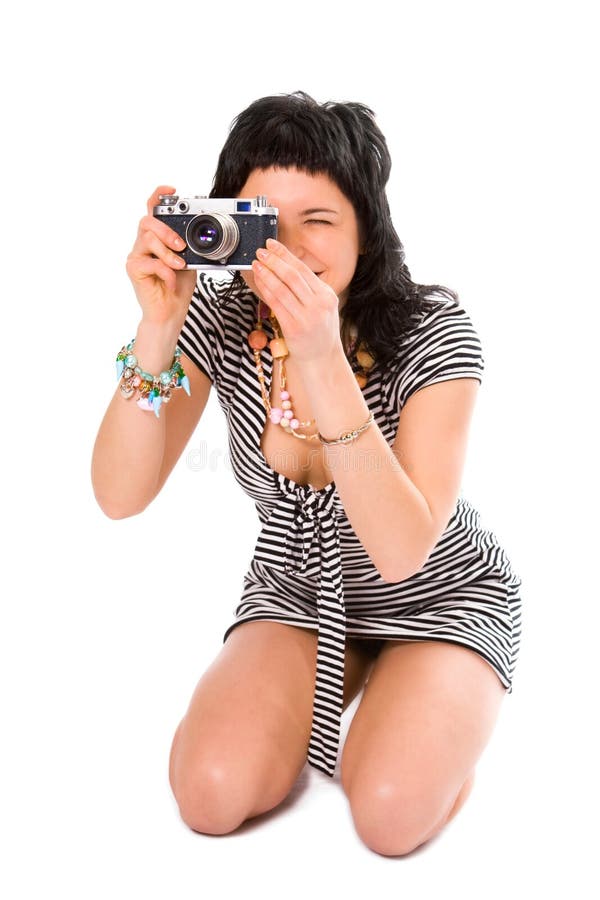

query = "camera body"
153;194;278;270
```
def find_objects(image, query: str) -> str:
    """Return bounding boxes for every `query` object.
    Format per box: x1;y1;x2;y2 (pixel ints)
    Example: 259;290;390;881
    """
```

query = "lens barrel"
186;214;239;260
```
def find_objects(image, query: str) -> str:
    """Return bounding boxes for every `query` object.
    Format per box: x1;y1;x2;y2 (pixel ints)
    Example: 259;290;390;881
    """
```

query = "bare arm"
91;327;211;518
90;185;210;518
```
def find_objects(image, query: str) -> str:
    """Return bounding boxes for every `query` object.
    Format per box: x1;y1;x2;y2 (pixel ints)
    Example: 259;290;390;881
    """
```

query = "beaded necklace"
247;297;375;441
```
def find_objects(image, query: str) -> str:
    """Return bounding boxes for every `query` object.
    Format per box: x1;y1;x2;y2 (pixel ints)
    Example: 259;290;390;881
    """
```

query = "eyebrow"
299;208;340;216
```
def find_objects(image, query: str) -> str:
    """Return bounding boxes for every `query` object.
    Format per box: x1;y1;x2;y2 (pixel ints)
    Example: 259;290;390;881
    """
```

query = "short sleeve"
387;297;485;411
175;272;227;386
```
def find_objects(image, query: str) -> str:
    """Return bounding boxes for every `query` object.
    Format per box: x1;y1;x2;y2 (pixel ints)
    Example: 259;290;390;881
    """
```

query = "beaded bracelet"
116;337;191;418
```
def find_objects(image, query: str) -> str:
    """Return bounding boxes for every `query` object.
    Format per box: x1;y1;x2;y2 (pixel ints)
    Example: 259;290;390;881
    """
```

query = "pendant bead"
248;329;268;350
356;348;375;369
269;337;288;359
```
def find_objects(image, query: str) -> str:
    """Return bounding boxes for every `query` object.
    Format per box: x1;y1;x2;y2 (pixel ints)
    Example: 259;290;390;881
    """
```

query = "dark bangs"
208;90;457;373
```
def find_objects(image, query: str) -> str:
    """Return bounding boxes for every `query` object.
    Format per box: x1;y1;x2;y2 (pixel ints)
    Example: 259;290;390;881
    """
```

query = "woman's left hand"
251;238;344;366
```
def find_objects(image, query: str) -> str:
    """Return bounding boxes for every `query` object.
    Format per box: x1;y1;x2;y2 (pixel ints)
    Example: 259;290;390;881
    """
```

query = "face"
236;166;363;310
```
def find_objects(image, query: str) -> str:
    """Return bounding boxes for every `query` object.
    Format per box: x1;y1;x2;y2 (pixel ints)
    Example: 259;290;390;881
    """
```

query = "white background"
2;0;598;896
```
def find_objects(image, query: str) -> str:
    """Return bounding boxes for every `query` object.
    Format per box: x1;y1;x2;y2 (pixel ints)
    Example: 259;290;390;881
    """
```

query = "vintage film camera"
153;194;278;270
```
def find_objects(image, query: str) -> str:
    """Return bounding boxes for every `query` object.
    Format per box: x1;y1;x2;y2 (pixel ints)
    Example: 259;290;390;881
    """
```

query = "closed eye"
305;219;333;225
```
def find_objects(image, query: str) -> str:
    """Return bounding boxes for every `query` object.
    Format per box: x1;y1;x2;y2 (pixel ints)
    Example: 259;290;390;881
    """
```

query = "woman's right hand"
126;185;198;327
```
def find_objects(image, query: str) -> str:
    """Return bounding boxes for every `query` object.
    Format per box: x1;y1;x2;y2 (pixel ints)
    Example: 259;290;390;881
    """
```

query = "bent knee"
173;762;254;835
347;780;451;857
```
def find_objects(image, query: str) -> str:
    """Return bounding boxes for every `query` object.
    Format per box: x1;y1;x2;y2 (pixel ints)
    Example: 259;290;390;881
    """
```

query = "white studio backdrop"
1;1;598;897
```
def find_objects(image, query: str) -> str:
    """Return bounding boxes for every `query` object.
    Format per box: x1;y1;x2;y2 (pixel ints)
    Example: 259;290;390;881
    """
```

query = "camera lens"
186;214;239;260
196;222;219;247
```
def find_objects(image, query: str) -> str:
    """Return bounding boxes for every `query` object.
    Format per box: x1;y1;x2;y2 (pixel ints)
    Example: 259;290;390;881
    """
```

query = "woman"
91;90;523;856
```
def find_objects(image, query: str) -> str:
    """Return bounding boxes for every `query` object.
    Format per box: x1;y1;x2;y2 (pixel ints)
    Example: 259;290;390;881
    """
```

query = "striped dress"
176;272;523;780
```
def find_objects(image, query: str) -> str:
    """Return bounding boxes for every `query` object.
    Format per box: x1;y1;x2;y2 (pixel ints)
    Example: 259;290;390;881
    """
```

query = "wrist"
302;344;354;388
134;319;182;372
137;316;182;344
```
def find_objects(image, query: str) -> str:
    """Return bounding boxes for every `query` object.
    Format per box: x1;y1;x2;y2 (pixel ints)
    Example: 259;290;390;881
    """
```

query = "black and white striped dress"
176;273;523;780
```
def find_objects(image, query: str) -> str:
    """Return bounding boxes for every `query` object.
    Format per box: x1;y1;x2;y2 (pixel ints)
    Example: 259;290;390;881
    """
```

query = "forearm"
303;350;433;582
91;319;181;519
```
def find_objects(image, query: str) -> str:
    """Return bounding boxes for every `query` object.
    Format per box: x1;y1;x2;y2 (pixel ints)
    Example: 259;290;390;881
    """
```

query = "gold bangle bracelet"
317;411;374;445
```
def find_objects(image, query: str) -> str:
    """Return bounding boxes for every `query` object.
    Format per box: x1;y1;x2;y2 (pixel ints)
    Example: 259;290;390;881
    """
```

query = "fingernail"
256;248;268;260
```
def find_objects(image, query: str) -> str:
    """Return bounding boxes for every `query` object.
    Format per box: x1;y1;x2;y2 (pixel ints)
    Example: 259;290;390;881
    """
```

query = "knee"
346;778;448;857
171;760;254;836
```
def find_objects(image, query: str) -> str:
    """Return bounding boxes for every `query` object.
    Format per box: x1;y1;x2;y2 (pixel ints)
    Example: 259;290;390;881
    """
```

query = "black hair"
209;90;457;372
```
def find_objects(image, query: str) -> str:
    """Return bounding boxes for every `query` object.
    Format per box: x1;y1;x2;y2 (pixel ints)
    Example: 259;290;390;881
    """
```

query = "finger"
263;238;322;294
138;229;186;270
252;260;301;325
146;185;177;217
138;213;186;252
254;251;312;308
126;254;177;293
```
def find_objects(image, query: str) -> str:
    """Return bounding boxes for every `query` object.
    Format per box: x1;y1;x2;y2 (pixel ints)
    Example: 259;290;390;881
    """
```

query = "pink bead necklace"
247;297;375;441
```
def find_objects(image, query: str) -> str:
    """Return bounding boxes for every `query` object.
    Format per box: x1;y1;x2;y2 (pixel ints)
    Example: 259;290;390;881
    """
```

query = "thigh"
169;621;375;830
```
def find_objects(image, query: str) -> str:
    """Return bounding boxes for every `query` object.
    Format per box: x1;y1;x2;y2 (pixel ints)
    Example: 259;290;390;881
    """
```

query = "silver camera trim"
153;195;278;217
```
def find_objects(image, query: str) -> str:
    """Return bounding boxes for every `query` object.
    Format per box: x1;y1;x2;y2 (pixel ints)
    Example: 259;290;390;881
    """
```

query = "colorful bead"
248;329;268;350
